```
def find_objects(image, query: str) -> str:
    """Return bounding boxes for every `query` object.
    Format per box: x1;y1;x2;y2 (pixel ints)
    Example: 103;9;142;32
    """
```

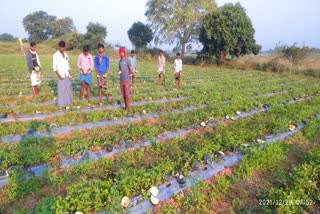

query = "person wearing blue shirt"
94;43;109;103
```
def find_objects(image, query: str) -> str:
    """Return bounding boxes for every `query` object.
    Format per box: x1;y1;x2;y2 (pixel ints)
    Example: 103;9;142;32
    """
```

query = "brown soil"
1;183;67;214
152;198;179;213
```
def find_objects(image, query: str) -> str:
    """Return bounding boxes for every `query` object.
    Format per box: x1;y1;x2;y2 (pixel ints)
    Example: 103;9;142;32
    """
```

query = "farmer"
128;50;137;84
26;41;42;96
173;52;183;88
53;40;73;109
118;47;133;110
157;50;166;85
77;45;93;101
94;43;109;103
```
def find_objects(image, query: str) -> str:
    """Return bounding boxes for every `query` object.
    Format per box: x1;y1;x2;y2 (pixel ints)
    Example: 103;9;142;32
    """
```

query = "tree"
23;10;56;42
273;42;311;76
276;43;311;65
85;22;107;40
127;22;153;51
0;33;16;42
83;22;108;51
50;17;76;38
199;3;261;64
145;0;216;57
67;32;85;50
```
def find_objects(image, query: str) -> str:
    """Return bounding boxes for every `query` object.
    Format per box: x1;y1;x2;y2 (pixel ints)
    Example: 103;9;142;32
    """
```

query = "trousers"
120;80;130;109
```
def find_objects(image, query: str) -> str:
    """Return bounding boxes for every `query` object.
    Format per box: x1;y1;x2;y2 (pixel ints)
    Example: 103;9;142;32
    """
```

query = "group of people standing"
26;40;182;111
157;50;183;88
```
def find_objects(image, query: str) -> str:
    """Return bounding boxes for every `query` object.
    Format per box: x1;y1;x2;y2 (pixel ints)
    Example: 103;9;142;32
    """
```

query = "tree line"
2;1;266;63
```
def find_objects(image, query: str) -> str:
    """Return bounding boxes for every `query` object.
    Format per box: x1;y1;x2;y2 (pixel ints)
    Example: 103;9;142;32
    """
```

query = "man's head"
58;40;66;53
97;43;104;54
83;45;89;56
159;50;163;56
131;50;135;57
119;47;126;59
30;41;36;51
176;52;181;59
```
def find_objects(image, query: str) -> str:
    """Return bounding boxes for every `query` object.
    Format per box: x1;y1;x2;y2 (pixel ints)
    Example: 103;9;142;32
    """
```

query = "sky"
1;0;319;51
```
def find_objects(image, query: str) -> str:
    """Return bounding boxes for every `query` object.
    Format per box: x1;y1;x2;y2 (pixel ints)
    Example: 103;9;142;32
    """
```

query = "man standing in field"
118;47;133;110
157;50;166;85
26;41;42;96
53;40;73;109
128;50;137;84
174;53;183;89
77;45;93;101
94;44;109;104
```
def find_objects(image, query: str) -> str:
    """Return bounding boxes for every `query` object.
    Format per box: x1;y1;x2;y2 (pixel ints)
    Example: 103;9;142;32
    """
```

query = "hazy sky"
1;0;319;50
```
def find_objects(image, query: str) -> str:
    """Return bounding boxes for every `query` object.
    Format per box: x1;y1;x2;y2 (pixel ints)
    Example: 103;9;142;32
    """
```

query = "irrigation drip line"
3;87;194;109
0;97;189;142
0;94;317;188
106;113;319;214
0;74;287;98
0;69;258;86
1;79;310;123
0;77;286;92
60;94;317;171
1;87;318;143
1;96;188;123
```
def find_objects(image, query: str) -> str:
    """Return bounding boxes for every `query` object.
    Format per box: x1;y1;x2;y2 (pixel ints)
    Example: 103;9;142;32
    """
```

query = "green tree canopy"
23;11;77;42
0;33;16;42
23;10;56;42
145;0;216;57
50;17;76;38
66;32;85;50
199;3;261;63
85;22;107;40
64;22;108;51
127;22;153;51
83;22;108;51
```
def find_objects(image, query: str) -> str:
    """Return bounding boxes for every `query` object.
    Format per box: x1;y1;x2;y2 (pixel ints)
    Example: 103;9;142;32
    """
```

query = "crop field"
0;54;319;213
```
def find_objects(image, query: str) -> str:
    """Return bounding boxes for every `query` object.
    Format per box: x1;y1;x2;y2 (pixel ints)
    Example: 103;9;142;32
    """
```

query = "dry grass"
0;42;56;55
228;53;320;77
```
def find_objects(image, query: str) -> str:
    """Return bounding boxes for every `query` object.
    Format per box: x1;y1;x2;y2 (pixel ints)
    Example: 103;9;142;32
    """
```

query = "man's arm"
94;55;99;77
89;55;94;73
55;70;63;80
128;59;133;75
104;55;109;77
77;54;82;72
66;53;72;77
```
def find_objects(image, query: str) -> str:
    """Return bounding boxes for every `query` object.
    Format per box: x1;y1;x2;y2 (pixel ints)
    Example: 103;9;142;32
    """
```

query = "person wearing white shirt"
174;52;183;88
53;41;73;109
157;50;166;85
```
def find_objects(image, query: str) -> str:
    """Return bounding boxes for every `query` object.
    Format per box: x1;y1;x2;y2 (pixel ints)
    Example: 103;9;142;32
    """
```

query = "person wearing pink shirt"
77;45;93;100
